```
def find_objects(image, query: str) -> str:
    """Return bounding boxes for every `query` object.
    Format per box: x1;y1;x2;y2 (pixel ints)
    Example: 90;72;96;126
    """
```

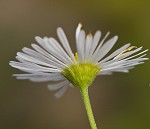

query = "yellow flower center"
74;52;79;62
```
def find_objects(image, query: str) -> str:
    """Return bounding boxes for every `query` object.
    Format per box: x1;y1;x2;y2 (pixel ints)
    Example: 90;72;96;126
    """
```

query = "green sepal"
61;63;101;89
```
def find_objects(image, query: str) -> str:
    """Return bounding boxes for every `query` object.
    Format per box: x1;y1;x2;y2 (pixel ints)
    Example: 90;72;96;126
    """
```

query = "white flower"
9;23;148;98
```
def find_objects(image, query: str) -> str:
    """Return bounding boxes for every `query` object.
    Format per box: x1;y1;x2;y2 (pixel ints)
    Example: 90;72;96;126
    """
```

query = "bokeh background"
0;0;150;129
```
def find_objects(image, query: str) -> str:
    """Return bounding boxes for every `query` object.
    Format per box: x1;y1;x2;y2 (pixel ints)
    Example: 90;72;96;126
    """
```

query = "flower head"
9;23;148;98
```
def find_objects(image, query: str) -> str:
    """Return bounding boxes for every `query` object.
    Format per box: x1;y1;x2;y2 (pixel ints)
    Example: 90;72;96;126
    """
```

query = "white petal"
100;66;134;74
48;38;73;64
76;23;82;41
13;72;60;77
43;40;71;65
112;47;143;61
22;47;62;69
17;52;55;68
99;68;132;75
54;85;69;98
121;49;148;61
99;43;131;63
100;71;112;75
76;30;86;61
43;37;68;60
48;80;69;91
35;36;70;65
101;62;144;72
92;32;110;61
29;75;65;82
112;69;129;73
35;36;48;50
57;27;76;63
13;72;64;82
12;64;43;73
93;36;118;62
31;44;66;68
88;31;101;57
9;61;60;73
84;34;93;61
101;57;147;69
100;47;143;66
16;56;28;63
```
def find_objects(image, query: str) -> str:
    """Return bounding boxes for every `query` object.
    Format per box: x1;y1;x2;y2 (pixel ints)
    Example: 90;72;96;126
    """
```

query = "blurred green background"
0;0;150;129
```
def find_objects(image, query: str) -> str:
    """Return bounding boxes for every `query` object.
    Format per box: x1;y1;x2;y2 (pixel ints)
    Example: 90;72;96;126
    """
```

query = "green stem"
80;87;97;129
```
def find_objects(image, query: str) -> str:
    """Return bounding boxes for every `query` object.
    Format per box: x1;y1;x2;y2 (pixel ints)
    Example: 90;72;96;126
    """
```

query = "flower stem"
80;87;97;129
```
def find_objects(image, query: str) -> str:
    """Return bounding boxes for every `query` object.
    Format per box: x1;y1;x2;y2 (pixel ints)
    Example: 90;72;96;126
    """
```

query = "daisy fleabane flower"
9;23;148;129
